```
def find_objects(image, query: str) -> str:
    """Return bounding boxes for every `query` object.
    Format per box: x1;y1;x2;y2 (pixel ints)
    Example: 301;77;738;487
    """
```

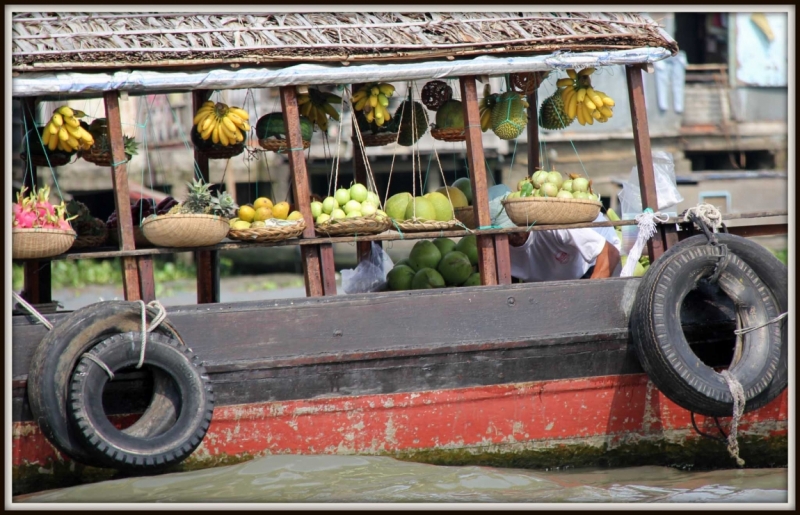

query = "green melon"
411;267;446;289
404;196;437;221
423;191;454;221
455;234;479;266
451;177;474;205
255;113;314;141
409;240;442;271
384;192;413;221
394;258;414;270
432;237;457;256
463;272;481;287
387;265;417;291
437;251;473;286
435;99;464;130
435;186;468;208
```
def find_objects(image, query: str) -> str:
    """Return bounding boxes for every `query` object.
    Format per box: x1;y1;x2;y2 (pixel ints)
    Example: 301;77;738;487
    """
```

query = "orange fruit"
238;205;256;223
254;197;273;210
272;201;290;220
254;207;273;222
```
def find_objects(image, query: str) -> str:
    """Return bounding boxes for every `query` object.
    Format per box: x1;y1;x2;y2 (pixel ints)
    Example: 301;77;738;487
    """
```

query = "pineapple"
209;190;238;219
88;118;139;156
169;179;237;219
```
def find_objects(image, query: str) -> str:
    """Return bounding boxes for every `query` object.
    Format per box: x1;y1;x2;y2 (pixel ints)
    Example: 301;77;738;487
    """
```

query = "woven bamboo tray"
502;196;602;226
109;226;151;248
228;220;306;243
142;214;230;247
258;138;310;153
81;146;133;167
431;127;466;142
394;219;461;233
453;206;476;229
315;216;392;237
360;132;398;147
13;228;76;260
198;144;245;160
72;230;108;249
21;151;74;168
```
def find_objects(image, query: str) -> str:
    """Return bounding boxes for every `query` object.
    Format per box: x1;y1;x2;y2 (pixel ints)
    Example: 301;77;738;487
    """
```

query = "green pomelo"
387;265;416;291
432;237;457;256
435;186;468;208
463;272;481;287
452;177;474;205
621;255;646;277
384;192;412;221
455;234;478;266
411;267;446;290
437;251;473;286
435;99;465;130
409;240;442;271
404;196;437;221
423;191;454;221
394;258;415;271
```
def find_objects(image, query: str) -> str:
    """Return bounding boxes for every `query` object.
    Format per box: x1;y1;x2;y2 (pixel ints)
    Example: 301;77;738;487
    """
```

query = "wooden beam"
191;91;219;304
494;235;512;285
280;85;324;297
625;65;664;262
319;243;338;296
104;90;141;301
527;89;540;176
137;256;156;303
459;75;497;286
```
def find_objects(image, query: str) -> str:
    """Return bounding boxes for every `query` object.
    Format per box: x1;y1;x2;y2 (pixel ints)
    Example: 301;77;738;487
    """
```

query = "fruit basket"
13;228;76;260
359;131;398;147
191;126;245;160
20;127;76;168
502;196;602;226
142;214;231;248
394;219;461;233
315;215;392;237
430;127;466;143
453;206;476;230
228;219;306;243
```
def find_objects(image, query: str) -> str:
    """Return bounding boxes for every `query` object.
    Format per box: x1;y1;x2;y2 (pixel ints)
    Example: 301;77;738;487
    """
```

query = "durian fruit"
490;92;528;140
539;89;573;130
393;100;429;146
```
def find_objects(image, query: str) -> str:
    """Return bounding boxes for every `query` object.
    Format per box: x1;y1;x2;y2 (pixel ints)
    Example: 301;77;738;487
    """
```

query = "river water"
18;457;788;504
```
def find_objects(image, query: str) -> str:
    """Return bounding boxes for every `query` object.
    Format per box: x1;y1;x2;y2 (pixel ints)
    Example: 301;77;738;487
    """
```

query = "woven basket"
72;230;108;249
394;219;461;233
21;151;74;168
361;132;398;147
258;138;310;153
315;216;392;237
198;144;245;160
81;146;133;167
228;220;306;243
502;197;602;226
141;214;230;248
453;206;477;230
13;228;76;260
431;127;466;142
109;226;151;248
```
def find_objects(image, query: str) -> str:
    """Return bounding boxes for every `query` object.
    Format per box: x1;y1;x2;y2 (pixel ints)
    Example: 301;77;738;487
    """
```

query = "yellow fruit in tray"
228;217;240;227
287;211;303;221
254;207;273;222
272;201;290;220
251;221;267;228
254;197;273;210
231;220;251;230
238;205;256;223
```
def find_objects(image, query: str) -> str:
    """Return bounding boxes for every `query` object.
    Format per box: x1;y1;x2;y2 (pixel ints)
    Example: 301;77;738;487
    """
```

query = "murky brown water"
18;457;788;504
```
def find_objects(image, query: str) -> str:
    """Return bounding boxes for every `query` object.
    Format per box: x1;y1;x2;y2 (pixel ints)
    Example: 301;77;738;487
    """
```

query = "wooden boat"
10;12;788;496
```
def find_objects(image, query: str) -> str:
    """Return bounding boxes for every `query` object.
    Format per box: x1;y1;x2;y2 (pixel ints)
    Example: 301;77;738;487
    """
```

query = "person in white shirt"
488;185;622;281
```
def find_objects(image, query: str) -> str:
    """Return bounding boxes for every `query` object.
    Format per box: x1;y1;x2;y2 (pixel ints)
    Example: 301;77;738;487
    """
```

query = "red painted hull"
13;373;788;468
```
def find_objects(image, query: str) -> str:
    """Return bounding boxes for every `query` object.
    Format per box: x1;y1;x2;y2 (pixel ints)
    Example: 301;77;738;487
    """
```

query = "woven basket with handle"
430;127;466;142
502;196;602;226
360;132;398;147
13;228;76;260
141;214;230;248
258;138;310;153
81;146;133;167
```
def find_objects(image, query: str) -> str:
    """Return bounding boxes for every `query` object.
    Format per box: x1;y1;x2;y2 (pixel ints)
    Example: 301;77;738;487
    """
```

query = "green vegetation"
772;249;787;265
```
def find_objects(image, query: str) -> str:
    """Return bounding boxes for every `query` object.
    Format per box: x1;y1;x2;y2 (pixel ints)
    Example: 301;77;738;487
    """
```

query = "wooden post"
192;90;220;304
104;91;141;301
527;88;540;175
137;257;156;303
459;76;498;286
280;86;326;297
20;97;52;305
625;65;664;262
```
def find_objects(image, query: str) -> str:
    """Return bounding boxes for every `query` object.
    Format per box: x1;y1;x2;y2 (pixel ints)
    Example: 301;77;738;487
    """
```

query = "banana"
578;67;596;76
597;92;615;107
354;96;369;112
369;94;378;108
58;127;69;142
371;86;380;97
57;106;74;117
52;113;64;127
226;112;246;129
221;115;237;134
63;115;80;128
228;107;250;120
297;94;311;106
300;100;313;117
47;121;58;135
377;93;389;107
576;102;586;126
567;92;578;120
556;77;574;87
201;119;216;141
67;135;80;150
567;69;577;80
587;88;604;108
72;110;86;118
211;124;220;144
43;131;52;147
591;109;602;121
480;108;492;132
351;89;368;103
193;108;214;125
583;98;597;111
219;127;230;146
366;110;375;123
65;124;82;138
585;106;595;125
599;106;614;119
48;134;59;151
322;102;340;121
201;114;216;132
325;93;343;104
378;83;395;97
577;88;587;103
562;87;575;107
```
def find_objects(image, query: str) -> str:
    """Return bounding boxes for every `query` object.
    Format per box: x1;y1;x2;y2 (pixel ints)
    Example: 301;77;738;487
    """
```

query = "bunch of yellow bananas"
557;68;616;126
297;89;342;132
351;83;395;127
42;106;93;153
193;102;251;147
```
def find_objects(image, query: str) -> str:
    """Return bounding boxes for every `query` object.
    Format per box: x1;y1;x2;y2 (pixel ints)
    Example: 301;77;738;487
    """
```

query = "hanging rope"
620;208;670;277
684;203;723;232
135;300;167;369
734;312;788;336
12;291;53;330
719;370;746;467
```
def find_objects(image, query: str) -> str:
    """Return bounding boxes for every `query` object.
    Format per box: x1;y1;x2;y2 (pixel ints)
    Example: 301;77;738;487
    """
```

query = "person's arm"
589;240;620;279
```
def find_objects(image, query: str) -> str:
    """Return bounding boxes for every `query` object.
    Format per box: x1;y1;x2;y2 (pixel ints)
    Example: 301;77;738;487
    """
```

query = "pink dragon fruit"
13;186;76;231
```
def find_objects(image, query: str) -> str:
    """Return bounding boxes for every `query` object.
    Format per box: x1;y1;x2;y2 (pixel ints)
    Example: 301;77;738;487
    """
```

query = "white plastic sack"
341;242;394;294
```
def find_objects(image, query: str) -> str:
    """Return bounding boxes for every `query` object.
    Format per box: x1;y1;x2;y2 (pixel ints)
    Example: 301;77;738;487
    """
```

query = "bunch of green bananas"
193;101;251;147
297;89;342;132
351;83;396;127
42;106;93;153
557;68;616;126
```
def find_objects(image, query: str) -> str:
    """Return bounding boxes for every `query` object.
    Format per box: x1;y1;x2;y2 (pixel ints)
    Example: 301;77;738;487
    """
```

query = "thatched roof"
12;12;677;72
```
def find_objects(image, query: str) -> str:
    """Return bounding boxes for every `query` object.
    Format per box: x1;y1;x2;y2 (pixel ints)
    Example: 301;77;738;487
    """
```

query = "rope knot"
620;210;669;277
720;370;746;467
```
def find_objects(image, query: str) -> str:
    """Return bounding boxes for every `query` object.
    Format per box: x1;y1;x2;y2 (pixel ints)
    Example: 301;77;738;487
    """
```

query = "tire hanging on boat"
630;241;785;417
26;301;185;464
68;332;214;471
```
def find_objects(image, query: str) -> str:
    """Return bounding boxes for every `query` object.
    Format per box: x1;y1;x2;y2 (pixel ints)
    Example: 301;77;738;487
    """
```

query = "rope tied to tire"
720;370;746;467
620;208;670;277
734;312;788;336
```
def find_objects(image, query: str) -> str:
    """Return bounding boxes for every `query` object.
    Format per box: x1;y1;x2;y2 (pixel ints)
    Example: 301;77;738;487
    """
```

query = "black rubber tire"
26;301;184;464
631;243;784;417
68;332;214;471
639;233;789;410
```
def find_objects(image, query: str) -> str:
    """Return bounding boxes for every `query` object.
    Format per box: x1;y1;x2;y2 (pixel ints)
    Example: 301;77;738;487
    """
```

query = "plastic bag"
488;184;516;229
341;242;394;294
